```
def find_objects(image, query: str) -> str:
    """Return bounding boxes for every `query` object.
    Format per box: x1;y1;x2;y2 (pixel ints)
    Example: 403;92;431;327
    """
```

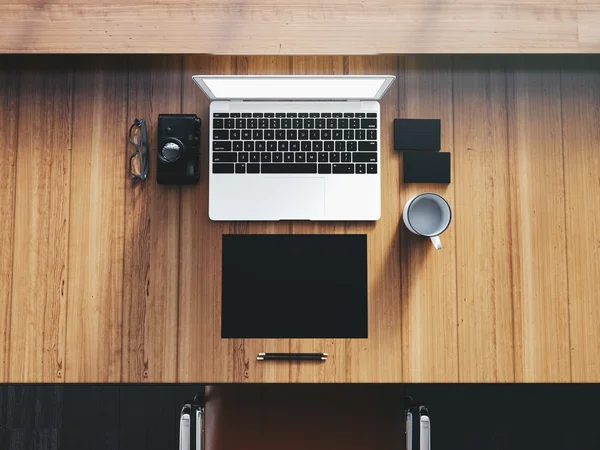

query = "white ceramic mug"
402;193;452;249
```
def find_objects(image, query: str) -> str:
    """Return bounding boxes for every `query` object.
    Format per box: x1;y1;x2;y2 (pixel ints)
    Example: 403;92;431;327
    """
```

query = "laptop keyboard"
211;112;378;174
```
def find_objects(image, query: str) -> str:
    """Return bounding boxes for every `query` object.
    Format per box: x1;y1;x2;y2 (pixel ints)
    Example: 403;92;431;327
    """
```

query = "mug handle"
430;236;442;250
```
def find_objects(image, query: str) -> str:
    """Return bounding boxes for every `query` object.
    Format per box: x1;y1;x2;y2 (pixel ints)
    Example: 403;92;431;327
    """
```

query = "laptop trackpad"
265;177;325;219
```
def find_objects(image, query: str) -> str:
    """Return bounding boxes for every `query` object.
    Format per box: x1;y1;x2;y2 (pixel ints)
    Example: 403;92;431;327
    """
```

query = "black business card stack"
394;118;450;183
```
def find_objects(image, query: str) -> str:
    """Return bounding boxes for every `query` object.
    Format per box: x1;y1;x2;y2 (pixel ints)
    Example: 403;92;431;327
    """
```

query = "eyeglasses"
128;118;149;182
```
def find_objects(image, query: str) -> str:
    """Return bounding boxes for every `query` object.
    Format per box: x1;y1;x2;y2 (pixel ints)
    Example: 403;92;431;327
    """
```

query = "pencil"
257;352;328;361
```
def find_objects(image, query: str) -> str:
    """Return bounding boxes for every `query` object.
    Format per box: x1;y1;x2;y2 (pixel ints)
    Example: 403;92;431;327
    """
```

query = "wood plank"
0;56;19;382
506;55;570;382
452;56;515;382
398;55;459;382
9;56;72;382
177;55;237;382
1;1;585;54
66;56;128;382
560;55;600;382
121;55;182;382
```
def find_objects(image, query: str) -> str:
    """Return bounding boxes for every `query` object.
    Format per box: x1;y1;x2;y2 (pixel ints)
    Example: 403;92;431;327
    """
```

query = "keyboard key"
235;163;246;173
230;113;240;118
318;153;329;162
335;141;346;151
265;130;275;140
255;141;266;152
273;152;283;162
367;163;377;174
344;130;354;140
298;112;309;118
367;113;377;117
242;130;251;140
330;152;341;162
353;152;377;162
213;141;231;151
213;152;236;163
213;163;234;173
278;141;289;151
321;113;331;117
282;119;292;129
327;119;337;129
312;141;323;152
356;163;366;174
248;119;258;129
295;152;306;162
213;130;229;140
287;112;297;117
261;152;272;162
316;118;326;129
233;141;243;151
287;130;298;140
259;118;269;129
321;130;331;140
276;112;286;118
213;113;229;118
262;163;317;174
332;112;343;117
236;118;246;128
338;118;348;129
355;113;365;118
358;141;377;151
307;153;317;162
304;119;315;129
293;118;303;128
347;141;357;152
356;130;365;140
367;130;377;140
267;141;277;151
344;113;354;117
290;141;300;152
276;130;286;140
238;152;249;162
270;119;280;128
244;141;254;151
264;113;275;118
342;152;351;163
324;141;334;151
301;141;311;152
333;164;354;174
253;130;263;140
350;118;360;129
310;130;320;140
310;113;320;118
250;153;260;162
284;153;294;162
231;130;240;140
213;119;224;128
361;119;377;128
333;130;343;140
247;163;260;173
299;130;309;140
253;112;263;117
318;163;332;174
225;118;235;128
242;112;252;118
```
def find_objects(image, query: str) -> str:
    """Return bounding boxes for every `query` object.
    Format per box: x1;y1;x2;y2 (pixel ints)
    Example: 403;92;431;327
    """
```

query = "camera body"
156;114;201;184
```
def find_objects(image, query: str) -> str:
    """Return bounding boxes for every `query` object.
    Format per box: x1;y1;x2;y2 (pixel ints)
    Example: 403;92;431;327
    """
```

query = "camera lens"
160;140;183;162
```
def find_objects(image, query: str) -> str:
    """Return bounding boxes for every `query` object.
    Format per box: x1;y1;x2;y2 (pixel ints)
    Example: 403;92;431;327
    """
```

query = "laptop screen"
193;75;395;101
221;234;368;339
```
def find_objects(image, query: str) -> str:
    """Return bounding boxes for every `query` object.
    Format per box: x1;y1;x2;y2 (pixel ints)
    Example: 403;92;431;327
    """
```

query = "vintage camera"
157;114;201;184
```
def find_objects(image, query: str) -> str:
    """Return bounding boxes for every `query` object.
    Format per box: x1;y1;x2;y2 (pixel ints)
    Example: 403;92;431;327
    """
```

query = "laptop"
192;75;395;221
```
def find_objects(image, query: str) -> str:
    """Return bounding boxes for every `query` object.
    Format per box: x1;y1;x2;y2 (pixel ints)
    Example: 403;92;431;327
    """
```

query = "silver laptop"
193;75;395;221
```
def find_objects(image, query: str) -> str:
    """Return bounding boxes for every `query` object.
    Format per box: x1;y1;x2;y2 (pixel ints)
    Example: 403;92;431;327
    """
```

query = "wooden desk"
1;1;599;54
1;55;599;383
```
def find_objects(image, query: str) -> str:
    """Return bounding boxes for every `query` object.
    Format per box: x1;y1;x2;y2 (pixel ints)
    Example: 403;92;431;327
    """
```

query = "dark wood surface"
1;55;600;383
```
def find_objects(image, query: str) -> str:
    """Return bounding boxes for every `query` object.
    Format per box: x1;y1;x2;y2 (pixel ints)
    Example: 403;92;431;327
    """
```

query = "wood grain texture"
398;56;459;382
2;0;595;54
0;58;19;381
506;56;571;382
65;56;128;382
121;55;183;382
452;56;514;382
9;57;72;382
560;56;600;382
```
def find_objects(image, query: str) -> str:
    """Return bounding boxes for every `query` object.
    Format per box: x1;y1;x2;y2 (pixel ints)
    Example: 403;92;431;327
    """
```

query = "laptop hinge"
230;99;243;102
